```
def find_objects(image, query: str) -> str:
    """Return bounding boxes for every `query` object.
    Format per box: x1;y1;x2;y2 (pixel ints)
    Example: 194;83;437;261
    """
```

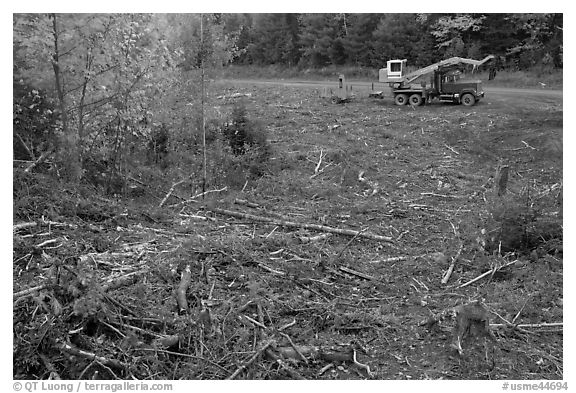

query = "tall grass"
218;65;563;89
477;69;563;89
218;64;378;81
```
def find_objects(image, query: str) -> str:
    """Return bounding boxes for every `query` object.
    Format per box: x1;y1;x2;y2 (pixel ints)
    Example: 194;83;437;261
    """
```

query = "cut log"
210;207;393;243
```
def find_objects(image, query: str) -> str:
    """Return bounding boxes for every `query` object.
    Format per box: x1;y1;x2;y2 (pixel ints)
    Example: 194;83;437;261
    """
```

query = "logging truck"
378;56;494;106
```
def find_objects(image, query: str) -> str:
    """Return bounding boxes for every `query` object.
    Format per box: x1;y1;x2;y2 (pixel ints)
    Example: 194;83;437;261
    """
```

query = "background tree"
245;14;301;65
425;14;486;58
299;14;343;67
373;14;436;67
341;14;381;66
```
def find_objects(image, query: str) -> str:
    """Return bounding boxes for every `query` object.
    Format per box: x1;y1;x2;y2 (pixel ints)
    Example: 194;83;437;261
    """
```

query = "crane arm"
404;55;495;84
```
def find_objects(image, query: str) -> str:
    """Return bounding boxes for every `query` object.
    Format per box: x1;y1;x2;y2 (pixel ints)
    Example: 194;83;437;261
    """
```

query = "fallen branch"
101;270;148;292
420;192;464;199
58;342;127;369
278;319;296;332
279;332;308;364
313;149;324;174
339;266;375;281
159;179;188;207
169;186;228;208
210;208;393;243
491;322;563;329
352;349;374;377
369;256;407;264
442;225;463;285
14;284;49;299
41;217;78;229
265;349;306;379
458;259;518;289
137;348;229;374
234;198;260;208
226;340;274;380
14;222;37;232
35;238;60;248
258;263;285;276
310;162;333;179
176;264;192;314
444;144;460;155
14;132;35;160
299;233;332;243
25;148;53;173
521;140;536;150
242;314;267;329
336;228;368;260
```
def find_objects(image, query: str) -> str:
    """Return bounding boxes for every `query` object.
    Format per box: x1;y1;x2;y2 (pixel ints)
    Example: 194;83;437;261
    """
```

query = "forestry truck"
378;56;494;106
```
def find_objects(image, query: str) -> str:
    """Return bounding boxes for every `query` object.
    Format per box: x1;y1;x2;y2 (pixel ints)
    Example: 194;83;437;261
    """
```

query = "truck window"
390;62;402;73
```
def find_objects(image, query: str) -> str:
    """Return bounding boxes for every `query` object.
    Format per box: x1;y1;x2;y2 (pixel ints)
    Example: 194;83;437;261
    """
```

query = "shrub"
223;102;271;160
480;184;562;256
147;123;170;165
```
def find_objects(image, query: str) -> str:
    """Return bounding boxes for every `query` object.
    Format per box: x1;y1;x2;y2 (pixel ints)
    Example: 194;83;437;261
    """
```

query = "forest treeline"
221;13;562;71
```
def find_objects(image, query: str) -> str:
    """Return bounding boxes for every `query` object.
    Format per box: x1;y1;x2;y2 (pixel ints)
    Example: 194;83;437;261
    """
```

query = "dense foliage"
226;13;562;70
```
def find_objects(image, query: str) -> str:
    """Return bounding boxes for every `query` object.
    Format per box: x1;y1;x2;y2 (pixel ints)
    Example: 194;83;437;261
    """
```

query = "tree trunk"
50;14;81;182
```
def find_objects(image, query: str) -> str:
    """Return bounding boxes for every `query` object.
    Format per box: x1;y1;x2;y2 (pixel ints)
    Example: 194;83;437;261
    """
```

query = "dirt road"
218;78;563;100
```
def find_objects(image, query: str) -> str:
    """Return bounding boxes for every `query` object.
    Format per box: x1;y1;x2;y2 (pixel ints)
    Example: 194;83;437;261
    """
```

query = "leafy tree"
172;13;236;71
221;14;254;65
505;13;563;69
14;13;178;184
426;13;486;57
13;81;59;161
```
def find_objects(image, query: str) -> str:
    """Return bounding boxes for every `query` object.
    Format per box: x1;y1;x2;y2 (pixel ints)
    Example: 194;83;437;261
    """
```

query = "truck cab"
434;69;485;106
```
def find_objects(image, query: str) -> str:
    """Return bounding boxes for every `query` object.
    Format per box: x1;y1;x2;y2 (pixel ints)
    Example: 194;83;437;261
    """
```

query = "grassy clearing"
13;82;562;380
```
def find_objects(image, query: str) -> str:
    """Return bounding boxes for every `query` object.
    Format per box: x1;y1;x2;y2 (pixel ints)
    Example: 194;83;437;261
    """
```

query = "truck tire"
409;94;423;106
394;94;408;106
461;93;476;106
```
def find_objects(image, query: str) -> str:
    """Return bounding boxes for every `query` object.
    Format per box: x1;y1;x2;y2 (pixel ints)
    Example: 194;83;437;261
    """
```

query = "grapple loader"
378;55;494;106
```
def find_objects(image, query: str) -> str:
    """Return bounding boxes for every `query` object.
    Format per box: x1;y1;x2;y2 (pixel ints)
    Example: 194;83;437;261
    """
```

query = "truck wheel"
461;93;476;106
395;94;408;106
409;94;423;106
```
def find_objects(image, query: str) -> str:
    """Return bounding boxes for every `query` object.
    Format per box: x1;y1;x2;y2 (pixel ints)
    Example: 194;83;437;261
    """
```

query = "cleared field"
13;81;563;380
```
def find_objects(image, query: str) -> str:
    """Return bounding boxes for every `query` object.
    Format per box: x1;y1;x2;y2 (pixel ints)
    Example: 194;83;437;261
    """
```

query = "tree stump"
494;164;510;197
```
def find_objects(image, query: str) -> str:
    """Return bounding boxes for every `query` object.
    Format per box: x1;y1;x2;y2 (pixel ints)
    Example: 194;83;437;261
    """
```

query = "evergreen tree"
342;14;381;66
248;14;301;65
299;14;343;66
372;14;435;67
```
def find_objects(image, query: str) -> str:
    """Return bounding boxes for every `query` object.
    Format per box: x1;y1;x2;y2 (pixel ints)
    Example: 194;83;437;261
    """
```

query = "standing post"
200;14;207;198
